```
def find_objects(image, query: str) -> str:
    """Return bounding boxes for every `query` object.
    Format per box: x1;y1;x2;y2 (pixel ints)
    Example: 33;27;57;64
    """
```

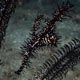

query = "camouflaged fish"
15;0;74;75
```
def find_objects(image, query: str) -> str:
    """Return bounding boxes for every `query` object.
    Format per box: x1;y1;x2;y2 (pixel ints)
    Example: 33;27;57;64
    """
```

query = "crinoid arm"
0;0;17;47
33;38;80;80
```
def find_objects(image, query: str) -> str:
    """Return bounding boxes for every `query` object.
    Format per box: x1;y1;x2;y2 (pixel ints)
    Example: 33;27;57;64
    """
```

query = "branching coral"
15;0;74;75
33;38;80;80
0;0;17;47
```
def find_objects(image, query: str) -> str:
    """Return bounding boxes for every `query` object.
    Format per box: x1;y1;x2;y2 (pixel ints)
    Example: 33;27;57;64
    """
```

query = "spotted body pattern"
31;15;44;37
33;38;80;80
15;1;74;75
0;0;17;47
